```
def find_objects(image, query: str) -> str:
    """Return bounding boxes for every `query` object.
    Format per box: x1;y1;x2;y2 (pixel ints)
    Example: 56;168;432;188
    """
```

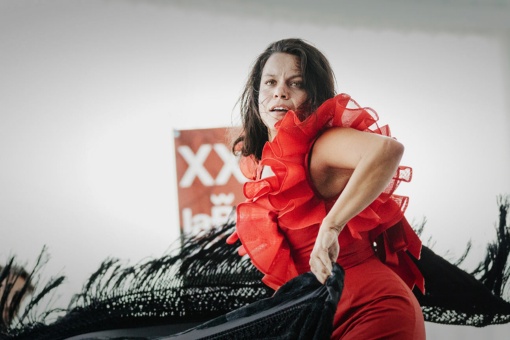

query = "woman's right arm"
308;127;404;283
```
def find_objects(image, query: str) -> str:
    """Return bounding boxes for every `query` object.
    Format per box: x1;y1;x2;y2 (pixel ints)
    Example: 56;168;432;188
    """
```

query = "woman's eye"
265;80;276;86
290;81;303;88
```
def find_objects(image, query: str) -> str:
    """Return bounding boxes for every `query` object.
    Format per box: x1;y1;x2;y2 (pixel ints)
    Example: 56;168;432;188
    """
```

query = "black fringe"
162;264;344;340
471;195;510;298
3;220;272;339
414;195;510;326
2;196;510;338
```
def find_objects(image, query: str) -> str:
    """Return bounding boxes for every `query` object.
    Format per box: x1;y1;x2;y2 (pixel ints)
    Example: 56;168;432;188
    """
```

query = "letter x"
178;145;214;187
214;144;247;185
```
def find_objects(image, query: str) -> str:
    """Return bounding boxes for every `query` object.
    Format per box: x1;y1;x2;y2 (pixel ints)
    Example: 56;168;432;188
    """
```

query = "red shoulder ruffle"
228;93;423;292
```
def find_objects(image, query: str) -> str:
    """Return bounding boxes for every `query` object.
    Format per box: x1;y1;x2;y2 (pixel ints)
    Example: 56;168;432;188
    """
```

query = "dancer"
228;38;425;339
3;39;509;340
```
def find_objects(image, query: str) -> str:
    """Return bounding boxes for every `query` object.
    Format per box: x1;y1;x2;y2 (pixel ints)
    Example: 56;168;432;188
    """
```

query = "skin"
258;53;308;141
0;276;28;326
258;52;405;284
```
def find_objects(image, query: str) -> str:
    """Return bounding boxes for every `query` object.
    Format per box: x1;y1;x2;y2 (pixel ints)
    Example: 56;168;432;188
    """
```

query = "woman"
228;38;426;339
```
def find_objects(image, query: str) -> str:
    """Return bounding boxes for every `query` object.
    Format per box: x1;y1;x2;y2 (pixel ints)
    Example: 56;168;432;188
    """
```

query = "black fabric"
160;263;344;340
413;197;510;326
414;246;510;326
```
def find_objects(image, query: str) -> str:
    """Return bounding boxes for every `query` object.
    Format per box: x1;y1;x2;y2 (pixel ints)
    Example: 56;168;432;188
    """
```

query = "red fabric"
228;93;425;337
331;243;425;339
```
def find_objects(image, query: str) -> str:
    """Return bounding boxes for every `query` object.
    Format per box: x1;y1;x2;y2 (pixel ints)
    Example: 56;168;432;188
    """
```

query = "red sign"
174;127;246;235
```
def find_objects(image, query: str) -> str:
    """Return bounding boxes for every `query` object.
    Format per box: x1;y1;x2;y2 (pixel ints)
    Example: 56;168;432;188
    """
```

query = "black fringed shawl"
2;198;510;339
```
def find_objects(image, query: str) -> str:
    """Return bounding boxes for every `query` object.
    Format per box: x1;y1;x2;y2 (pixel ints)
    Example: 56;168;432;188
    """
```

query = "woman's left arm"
308;127;405;283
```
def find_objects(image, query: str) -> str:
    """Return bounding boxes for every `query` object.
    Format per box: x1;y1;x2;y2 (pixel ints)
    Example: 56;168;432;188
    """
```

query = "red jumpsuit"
228;94;426;339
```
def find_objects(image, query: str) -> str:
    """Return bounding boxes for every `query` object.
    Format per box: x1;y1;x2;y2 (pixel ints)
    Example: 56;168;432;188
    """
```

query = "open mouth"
270;106;290;114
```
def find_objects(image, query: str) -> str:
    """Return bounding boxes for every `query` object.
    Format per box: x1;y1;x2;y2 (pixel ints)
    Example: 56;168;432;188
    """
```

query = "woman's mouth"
270;106;291;114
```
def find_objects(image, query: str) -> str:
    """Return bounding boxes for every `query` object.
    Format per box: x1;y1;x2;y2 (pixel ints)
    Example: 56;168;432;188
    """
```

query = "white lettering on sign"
178;144;215;187
178;143;246;188
182;208;211;234
182;192;237;235
213;144;246;184
210;193;235;206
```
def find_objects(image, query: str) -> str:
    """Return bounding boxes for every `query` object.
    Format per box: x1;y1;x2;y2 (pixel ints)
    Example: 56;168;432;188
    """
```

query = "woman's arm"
308;127;404;283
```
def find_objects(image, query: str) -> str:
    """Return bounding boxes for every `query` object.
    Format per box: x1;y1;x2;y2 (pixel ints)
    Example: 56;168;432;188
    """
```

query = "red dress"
228;94;426;339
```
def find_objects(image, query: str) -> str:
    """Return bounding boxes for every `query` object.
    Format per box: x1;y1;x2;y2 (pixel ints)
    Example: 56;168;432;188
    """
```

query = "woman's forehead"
262;53;301;75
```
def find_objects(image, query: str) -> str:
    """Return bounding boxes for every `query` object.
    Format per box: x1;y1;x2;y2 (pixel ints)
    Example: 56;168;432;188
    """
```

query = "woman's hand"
309;220;342;284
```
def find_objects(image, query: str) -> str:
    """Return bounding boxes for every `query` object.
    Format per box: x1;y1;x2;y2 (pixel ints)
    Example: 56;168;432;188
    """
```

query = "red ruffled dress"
227;94;426;339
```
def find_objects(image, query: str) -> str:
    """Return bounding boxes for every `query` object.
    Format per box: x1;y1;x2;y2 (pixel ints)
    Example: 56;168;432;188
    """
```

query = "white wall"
1;0;509;337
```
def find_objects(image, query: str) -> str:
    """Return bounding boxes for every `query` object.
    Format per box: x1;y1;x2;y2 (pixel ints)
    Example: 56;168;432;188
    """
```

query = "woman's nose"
273;84;288;99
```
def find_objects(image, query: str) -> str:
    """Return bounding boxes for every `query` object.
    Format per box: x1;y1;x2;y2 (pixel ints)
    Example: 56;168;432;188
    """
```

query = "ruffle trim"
229;94;423;291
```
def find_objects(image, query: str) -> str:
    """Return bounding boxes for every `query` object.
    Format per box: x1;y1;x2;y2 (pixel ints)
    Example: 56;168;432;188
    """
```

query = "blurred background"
1;0;509;337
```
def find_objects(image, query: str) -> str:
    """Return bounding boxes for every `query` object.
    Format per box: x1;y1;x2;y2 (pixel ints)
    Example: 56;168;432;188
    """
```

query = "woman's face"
258;53;308;141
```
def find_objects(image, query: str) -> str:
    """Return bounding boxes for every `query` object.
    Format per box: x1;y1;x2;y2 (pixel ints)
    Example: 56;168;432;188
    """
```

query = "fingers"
310;228;340;284
310;247;334;284
226;231;239;244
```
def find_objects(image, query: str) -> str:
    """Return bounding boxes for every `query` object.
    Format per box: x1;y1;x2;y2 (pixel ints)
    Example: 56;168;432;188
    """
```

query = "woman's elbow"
383;138;405;163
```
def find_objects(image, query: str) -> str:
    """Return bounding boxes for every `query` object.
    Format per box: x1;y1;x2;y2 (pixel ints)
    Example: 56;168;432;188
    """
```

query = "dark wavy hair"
233;38;336;160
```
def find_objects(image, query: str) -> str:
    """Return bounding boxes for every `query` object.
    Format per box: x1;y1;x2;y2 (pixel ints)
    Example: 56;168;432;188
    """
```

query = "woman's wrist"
321;216;345;234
